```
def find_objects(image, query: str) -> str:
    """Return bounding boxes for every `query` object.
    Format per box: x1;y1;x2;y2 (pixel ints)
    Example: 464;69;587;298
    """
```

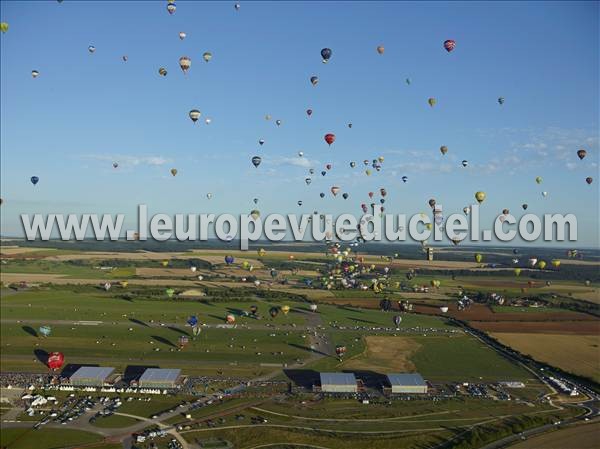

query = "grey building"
70;367;116;387
319;372;357;393
387;373;428;394
138;368;182;389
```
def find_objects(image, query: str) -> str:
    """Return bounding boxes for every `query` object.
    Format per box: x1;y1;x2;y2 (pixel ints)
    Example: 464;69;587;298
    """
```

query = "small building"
138;368;182;389
319;373;358;393
70;367;116;387
386;373;428;394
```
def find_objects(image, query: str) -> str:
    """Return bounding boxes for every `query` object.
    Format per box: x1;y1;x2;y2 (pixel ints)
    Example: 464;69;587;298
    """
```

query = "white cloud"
82;154;171;167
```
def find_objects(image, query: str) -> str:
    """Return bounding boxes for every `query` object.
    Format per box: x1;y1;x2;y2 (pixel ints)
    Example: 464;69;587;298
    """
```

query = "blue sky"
0;1;598;247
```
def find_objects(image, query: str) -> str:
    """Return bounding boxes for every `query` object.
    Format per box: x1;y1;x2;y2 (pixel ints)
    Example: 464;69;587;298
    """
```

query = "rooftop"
320;372;356;386
387;373;426;387
70;366;115;381
139;368;181;383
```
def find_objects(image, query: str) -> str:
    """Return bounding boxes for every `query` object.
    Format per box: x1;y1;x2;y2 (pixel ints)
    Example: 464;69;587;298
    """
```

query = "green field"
0;428;103;449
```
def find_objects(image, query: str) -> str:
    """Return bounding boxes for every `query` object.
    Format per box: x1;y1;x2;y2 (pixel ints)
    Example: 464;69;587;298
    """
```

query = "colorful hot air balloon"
47;352;64;370
224;255;234;265
0;22;8;33
170;168;178;176
331;186;340;196
538;260;547;270
179;56;191;74
189;109;201;123
475;191;486;204
514;268;522;277
324;133;335;146
376;45;385;54
474;253;483;263
310;76;319;86
30;176;39;185
88;45;96;53
158;67;168;76
428;98;436;107
226;314;236;324
309;304;318;312
551;259;561;269
251;156;262;167
335;345;347;358
577;149;587;160
167;2;176;14
165;288;175;298
320;48;332;62
443;39;456;52
281;305;290;315
179;31;186;40
203;52;212;62
498;97;505;105
535;176;543;184
440;145;448;155
31;70;40;78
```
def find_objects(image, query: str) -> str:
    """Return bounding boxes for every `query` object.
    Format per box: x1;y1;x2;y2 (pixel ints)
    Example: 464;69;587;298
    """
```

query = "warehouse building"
318;372;358;393
138;368;182;389
69;367;116;387
386;373;428;394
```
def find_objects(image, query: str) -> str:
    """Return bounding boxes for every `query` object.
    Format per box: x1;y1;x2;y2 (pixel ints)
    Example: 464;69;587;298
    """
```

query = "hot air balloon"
320;47;332;62
522;204;528;210
406;78;411;85
281;305;290;315
0;22;8;33
462;160;468;167
577;149;587;160
440;146;448;155
463;206;471;215
179;56;191;74
342;193;349;200
170;168;178;176
224;255;234;265
443;39;456;52
206;192;213;199
376;45;385;54
498;97;505;105
226;314;236;324
428;98;436;107
178;335;189;348
542;191;548;198
310;76;319;86
514;268;522;276
440;306;449;313
428;199;436;208
190;266;197;273
309;304;318;312
189;109;201;123
88;45;96;53
298;151;304;157
528;258;538;268
474;253;483;263
324;133;335;146
551;259;561;269
538;261;547;270
269;307;279;318
234;3;240;10
321;171;326;176
297;200;303;206
305;177;312;185
103;282;111;292
252;156;262;167
306;109;313;117
39;325;52;337
331;186;340;196
159;67;168;76
162;260;169;267
203;52;212;62
393;315;402;328
258;139;265;146
167;2;176;14
179;31;186;40
31;176;39;185
165;288;175;298
335;345;347;358
535;176;543;184
276;119;282;126
250;305;258;316
122;55;128;62
350;161;356;168
586;177;593;184
475;191;486;204
31;70;40;78
320;193;325;198
187;316;198;327
402;176;408;183
47;352;64;370
250;209;260;220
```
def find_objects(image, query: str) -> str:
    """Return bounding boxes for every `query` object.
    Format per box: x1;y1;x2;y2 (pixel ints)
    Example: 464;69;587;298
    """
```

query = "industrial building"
386;373;428;394
318;372;358;393
138;368;182;389
69;367;116;387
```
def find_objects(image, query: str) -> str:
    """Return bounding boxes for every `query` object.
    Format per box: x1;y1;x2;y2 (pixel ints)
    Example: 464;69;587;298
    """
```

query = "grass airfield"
0;243;598;449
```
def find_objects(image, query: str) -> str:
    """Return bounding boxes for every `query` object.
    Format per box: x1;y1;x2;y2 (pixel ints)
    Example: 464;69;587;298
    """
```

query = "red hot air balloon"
324;133;335;146
47;352;65;370
444;39;456;52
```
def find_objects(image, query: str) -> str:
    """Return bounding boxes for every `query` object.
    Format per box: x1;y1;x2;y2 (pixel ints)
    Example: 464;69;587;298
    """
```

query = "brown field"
473;320;600;335
507;422;600;449
342;336;420;372
136;267;196;277
491;333;600;382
